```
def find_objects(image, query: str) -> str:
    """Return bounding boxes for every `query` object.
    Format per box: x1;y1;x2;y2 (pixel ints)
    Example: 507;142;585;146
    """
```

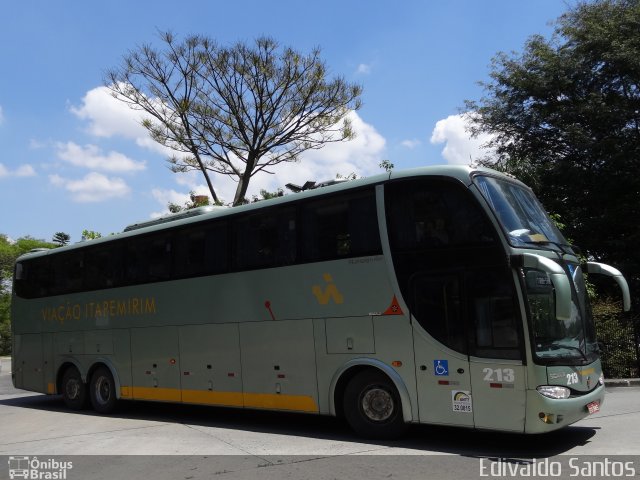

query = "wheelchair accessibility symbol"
433;360;449;376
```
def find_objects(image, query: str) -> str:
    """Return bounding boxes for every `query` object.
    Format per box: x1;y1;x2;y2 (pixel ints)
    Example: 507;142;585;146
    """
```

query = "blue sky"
0;0;570;242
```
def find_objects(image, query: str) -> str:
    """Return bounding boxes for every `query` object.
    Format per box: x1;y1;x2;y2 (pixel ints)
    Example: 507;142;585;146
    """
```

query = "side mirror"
512;253;572;321
586;262;631;312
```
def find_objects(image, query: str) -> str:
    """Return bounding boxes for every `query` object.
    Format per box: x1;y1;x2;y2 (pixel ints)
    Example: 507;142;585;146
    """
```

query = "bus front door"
410;269;527;431
410;273;474;428
413;331;474;427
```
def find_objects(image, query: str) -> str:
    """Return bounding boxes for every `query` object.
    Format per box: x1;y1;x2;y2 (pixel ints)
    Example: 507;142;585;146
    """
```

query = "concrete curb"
605;378;640;387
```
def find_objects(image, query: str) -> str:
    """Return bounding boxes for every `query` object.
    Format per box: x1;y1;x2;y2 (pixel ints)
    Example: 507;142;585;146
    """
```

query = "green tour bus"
11;165;631;438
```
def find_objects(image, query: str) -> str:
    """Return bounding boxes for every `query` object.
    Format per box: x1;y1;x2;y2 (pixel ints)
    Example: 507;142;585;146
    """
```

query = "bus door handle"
457;368;465;374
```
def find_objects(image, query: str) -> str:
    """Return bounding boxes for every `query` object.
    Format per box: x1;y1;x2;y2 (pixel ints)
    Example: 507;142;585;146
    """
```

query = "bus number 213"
483;368;515;383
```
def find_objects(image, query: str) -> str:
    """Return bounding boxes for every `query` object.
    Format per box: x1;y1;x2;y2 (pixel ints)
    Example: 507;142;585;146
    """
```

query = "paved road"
1;357;639;479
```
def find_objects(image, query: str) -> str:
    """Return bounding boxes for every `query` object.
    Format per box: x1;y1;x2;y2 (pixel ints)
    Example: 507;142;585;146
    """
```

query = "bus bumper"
524;384;605;434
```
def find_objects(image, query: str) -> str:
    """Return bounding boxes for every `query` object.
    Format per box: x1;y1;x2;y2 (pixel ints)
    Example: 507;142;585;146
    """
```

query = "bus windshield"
474;175;571;253
474;174;597;364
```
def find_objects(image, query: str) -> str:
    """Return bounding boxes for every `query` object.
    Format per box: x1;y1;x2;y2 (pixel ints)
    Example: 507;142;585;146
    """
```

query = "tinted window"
124;234;172;284
409;268;522;359
14;258;51;299
49;252;83;296
84;244;123;290
301;190;381;262
174;222;228;277
411;273;467;353
235;208;297;270
386;179;496;251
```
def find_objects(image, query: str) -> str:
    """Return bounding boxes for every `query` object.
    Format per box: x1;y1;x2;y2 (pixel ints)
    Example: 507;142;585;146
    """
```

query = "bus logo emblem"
312;273;344;305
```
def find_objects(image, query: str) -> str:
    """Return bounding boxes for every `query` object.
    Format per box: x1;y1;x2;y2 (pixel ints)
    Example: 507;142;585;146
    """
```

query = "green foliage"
379;159;394;173
592;297;639;378
52;232;71;246
251;189;283;202
467;0;640;310
81;229;102;240
107;33;363;207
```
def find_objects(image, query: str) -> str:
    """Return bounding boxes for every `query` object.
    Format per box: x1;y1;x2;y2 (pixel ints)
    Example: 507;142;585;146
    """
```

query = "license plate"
587;401;600;414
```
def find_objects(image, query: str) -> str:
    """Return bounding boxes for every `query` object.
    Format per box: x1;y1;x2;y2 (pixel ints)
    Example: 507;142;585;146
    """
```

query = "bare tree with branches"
106;33;362;205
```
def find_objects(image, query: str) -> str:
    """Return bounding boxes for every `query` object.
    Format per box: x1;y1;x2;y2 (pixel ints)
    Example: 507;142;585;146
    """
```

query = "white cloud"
151;188;193;206
49;172;130;202
70;85;172;156
70;86;146;139
400;139;422;149
0;105;4;125
430;113;494;164
29;139;48;150
356;63;372;75
56;142;146;173
0;163;36;179
14;165;36;177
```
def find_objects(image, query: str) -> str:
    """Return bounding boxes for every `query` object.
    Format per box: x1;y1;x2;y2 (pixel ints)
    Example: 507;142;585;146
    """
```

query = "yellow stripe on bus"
131;386;182;402
182;390;243;407
243;392;318;413
122;386;318;413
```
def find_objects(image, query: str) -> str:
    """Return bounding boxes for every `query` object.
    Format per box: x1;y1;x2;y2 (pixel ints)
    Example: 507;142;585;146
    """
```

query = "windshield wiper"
539;343;589;362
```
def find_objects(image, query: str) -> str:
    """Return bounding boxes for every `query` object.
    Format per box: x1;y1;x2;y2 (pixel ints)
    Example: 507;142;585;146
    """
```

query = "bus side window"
49;252;83;296
301;190;380;262
14;260;50;299
85;245;123;290
234;208;296;270
125;234;171;284
174;222;228;277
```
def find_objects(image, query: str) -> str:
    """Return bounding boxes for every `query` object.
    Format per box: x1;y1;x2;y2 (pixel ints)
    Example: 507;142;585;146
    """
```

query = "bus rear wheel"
61;366;88;410
343;369;408;439
89;366;117;414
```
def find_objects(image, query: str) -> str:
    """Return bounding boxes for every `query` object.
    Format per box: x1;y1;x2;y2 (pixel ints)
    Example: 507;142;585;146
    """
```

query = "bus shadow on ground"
0;393;596;457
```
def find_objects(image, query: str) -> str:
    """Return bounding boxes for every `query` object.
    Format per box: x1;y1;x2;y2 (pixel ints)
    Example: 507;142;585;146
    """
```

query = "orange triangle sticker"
383;295;404;315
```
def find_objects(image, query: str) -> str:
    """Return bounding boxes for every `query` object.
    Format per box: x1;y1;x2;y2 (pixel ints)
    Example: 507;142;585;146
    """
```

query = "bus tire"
89;366;117;414
61;366;88;410
343;369;408;439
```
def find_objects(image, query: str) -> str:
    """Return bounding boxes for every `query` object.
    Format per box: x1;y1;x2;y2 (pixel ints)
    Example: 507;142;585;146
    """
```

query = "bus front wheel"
89;366;117;414
61;366;88;410
343;369;408;439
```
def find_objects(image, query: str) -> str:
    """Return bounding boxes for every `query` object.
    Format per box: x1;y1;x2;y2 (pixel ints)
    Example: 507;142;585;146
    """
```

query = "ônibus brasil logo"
8;456;73;479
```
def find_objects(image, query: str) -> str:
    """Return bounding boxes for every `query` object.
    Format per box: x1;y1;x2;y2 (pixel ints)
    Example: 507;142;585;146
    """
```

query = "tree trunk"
233;175;250;206
232;153;257;205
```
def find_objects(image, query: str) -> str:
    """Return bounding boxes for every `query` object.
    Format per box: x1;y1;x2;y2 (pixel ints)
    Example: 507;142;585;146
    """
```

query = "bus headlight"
537;385;571;399
598;373;605;386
